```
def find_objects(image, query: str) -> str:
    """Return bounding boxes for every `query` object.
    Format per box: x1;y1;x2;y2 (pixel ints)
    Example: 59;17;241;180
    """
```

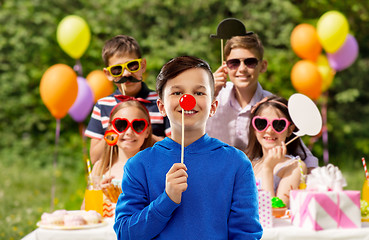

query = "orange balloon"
290;24;322;61
40;64;78;119
291;60;322;100
86;70;114;103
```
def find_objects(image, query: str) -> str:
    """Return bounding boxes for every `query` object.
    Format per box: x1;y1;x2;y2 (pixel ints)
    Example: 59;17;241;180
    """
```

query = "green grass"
1;148;366;240
1;157;85;239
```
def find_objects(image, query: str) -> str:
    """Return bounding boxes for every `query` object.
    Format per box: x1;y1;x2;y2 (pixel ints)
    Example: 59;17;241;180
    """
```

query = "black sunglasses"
226;58;259;70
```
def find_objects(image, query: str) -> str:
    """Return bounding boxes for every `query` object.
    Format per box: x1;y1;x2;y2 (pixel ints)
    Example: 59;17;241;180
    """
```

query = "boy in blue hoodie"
114;56;263;240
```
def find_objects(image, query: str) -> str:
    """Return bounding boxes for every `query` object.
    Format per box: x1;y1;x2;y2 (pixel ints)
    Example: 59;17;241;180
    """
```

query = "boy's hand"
165;163;188;204
213;64;228;97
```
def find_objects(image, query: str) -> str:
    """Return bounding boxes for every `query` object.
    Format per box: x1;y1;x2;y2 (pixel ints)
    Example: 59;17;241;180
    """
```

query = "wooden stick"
181;110;184;164
220;39;224;64
121;83;126;95
109;146;113;177
285;135;299;146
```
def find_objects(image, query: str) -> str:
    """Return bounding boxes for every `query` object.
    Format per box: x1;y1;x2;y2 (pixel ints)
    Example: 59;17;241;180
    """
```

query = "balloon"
288;93;322;137
56;15;91;59
86;70;114;103
290;23;322;61
40;64;78;119
317;11;349;53
316;55;335;92
179;94;196;110
291;60;322;100
327;34;359;71
68;77;94;122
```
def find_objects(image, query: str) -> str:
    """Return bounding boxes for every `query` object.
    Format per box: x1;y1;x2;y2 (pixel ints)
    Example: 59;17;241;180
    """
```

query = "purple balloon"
68;77;94;122
327;34;359;71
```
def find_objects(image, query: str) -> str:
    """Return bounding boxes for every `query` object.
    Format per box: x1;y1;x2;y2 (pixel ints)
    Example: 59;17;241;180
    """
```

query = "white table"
262;218;369;240
22;217;369;240
21;218;117;240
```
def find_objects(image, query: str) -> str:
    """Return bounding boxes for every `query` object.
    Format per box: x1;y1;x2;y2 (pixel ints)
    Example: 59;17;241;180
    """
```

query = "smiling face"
226;48;267;91
103;53;147;96
254;106;293;153
157;68;217;136
111;106;150;154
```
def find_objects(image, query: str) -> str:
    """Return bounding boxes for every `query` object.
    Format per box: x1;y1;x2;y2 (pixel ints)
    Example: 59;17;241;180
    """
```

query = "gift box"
290;189;361;230
258;190;272;228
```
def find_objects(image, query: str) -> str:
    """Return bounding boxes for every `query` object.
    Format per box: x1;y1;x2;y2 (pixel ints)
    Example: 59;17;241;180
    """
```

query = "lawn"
1;149;365;240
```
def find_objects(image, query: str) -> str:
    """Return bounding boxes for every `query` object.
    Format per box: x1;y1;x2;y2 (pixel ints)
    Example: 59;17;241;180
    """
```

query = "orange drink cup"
362;179;369;203
85;176;103;216
85;189;103;216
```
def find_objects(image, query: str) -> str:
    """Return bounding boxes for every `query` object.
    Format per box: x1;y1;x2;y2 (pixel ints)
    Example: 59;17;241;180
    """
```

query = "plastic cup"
85;176;103;216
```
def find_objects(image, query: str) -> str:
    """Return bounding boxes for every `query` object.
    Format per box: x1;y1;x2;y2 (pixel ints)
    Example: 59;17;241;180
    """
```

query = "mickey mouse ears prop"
210;18;253;39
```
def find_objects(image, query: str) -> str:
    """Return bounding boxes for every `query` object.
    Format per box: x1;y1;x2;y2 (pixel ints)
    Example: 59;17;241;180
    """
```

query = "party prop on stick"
210;18;253;63
179;94;196;164
104;129;119;176
286;93;322;146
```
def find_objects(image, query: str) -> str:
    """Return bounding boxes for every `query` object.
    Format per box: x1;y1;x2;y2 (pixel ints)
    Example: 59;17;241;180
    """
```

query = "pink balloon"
69;77;94;122
327;34;359;71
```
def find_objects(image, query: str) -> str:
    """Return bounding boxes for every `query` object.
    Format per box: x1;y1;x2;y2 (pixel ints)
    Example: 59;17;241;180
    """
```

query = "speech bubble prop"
288;93;322;137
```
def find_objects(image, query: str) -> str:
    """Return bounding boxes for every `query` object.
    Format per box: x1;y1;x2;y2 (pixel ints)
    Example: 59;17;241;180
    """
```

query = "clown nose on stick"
179;94;196;164
103;129;119;177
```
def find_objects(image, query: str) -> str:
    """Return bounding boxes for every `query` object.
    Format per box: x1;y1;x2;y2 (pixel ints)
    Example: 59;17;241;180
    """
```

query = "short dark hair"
102;35;142;67
224;34;264;60
156;56;215;100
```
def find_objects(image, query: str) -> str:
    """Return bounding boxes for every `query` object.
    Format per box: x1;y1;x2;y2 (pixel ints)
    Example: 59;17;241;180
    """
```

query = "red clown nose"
179;94;196;111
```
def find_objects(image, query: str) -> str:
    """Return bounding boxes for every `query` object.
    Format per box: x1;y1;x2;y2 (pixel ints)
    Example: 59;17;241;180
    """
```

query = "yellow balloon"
316;55;335;92
317;11;349;53
57;15;91;59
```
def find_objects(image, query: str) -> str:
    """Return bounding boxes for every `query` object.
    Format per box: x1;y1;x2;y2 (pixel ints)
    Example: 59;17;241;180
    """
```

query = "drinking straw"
362;157;369;181
86;158;93;186
181;110;184;164
298;158;306;183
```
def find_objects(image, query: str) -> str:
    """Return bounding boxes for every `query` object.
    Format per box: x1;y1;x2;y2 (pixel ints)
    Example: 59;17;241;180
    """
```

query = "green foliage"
1;0;369;239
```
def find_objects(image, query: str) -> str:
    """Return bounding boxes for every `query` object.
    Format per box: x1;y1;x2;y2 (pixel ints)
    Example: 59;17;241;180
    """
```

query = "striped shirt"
85;82;171;139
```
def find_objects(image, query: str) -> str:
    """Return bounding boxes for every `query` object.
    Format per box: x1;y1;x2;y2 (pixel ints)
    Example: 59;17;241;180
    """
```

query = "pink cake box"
290;190;361;231
258;190;272;228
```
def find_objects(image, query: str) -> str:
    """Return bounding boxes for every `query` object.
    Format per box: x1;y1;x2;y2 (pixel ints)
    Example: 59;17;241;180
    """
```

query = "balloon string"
73;59;83;76
51;118;61;211
181;110;184;164
321;92;329;164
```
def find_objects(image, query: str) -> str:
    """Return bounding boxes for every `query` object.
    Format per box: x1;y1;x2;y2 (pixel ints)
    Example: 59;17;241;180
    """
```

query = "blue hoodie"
114;134;263;240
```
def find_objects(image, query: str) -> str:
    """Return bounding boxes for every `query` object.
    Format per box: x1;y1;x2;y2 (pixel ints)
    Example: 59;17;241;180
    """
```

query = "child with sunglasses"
114;56;263;240
246;95;307;207
82;99;154;213
206;33;318;173
85;35;170;164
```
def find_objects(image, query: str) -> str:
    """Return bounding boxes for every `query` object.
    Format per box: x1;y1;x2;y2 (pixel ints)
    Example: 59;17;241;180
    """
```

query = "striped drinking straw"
362;157;369;181
86;158;93;187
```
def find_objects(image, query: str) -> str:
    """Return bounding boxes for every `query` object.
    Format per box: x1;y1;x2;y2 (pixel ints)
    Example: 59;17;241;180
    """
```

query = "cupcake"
82;210;102;224
64;214;87;227
271;197;287;218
